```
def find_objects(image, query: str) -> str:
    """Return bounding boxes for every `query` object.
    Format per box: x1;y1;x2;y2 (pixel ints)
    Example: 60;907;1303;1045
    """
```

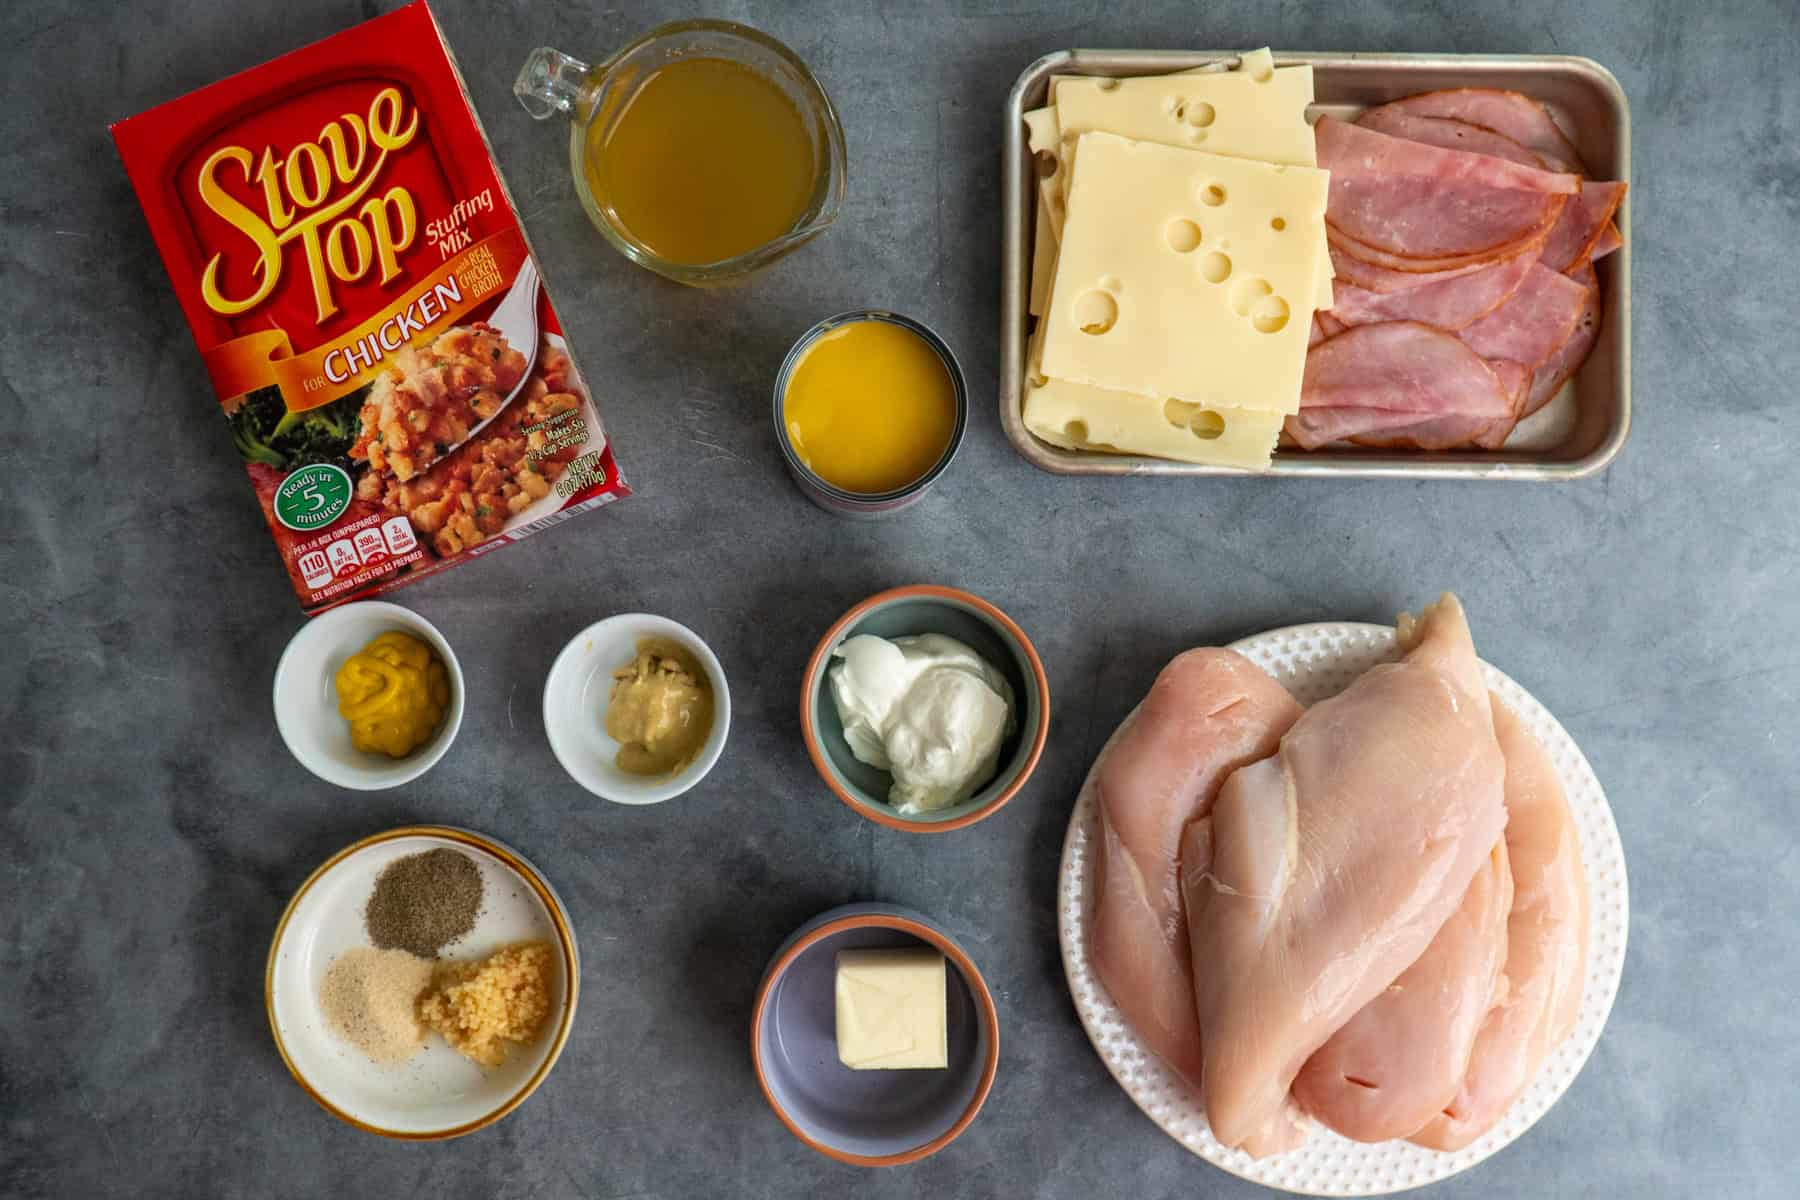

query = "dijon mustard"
605;638;714;776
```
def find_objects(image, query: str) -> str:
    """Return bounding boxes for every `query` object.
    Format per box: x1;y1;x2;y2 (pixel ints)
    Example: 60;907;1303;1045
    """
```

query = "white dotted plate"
1057;623;1628;1195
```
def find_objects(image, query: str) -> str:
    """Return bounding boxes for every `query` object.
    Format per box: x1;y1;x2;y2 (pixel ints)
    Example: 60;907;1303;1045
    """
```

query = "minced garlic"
416;941;555;1068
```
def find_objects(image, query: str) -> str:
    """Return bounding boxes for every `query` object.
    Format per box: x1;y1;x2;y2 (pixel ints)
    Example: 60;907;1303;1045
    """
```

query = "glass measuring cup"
515;20;847;287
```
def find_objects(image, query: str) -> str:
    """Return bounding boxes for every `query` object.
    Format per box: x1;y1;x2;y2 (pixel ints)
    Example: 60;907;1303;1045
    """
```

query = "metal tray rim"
999;50;1632;482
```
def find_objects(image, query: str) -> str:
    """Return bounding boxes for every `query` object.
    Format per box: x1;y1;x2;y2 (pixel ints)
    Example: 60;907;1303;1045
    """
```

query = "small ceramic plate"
542;613;731;804
1057;623;1629;1196
266;826;579;1139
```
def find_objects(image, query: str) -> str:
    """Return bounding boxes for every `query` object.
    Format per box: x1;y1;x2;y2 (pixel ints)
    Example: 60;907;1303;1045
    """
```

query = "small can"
772;309;968;518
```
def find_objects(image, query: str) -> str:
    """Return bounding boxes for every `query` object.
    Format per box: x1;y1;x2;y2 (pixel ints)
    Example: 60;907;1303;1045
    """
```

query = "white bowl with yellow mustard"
273;601;464;790
542;613;730;804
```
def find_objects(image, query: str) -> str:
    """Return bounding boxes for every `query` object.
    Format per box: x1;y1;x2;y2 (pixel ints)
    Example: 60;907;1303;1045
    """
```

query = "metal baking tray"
1000;51;1631;480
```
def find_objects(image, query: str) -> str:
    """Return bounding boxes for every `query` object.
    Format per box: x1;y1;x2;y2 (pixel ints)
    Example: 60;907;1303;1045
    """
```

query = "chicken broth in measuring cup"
516;21;846;285
590;57;817;265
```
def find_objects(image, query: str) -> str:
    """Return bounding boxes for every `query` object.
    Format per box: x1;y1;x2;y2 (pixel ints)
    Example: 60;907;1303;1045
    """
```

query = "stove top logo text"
198;87;420;324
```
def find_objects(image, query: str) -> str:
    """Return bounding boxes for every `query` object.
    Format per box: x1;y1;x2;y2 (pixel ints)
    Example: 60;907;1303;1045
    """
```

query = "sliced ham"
1291;92;1620;456
1470;367;1526;449
1541;181;1629;272
1327;195;1567;275
1459;265;1589;366
1357;124;1623;279
1329;238;1545;294
1522;264;1602;419
1353;415;1499;452
1361;89;1586;174
1317;116;1579;194
1356;109;1547;168
1330;252;1536;331
1348;361;1529;452
1470;421;1514;452
1350;109;1624;290
1589;223;1623;261
1355;107;1625;282
1288;406;1420;450
1317;117;1578;268
1472;361;1531;449
1301;321;1514;419
1395;415;1499;451
1291;407;1475;452
1492;358;1531;410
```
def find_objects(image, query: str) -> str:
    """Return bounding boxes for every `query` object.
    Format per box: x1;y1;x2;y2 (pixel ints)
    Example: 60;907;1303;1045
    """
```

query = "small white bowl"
273;601;464;790
542;613;730;804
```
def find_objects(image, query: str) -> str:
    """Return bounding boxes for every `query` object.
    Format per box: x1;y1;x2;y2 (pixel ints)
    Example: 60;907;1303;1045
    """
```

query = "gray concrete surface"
4;0;1795;1196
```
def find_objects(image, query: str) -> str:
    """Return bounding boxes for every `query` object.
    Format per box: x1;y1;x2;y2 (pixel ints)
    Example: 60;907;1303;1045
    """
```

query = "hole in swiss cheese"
1164;219;1202;253
1073;289;1119;335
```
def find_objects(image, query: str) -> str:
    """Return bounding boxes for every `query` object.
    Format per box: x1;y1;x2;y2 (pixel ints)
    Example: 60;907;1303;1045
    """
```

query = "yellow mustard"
334;631;450;758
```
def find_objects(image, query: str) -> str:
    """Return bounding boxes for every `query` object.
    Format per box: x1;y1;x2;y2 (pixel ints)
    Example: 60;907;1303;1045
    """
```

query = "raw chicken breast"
1179;813;1320;1158
1088;649;1302;1093
1411;698;1589;1151
1182;594;1507;1151
1293;836;1513;1142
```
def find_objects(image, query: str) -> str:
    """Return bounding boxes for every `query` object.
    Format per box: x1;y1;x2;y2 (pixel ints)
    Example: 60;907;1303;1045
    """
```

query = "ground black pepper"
364;848;483;957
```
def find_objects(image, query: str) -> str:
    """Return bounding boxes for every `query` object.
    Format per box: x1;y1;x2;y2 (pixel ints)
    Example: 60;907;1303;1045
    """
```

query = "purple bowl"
751;903;999;1166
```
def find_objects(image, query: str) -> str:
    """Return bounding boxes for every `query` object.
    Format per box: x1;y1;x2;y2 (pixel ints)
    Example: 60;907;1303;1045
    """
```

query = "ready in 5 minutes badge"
273;463;353;531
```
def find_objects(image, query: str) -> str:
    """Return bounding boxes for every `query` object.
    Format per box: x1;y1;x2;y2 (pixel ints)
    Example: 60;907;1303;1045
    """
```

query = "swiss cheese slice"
1029;193;1058;316
1053;54;1333;309
1050;65;1219;109
1023;105;1068;235
1055;64;1316;168
1029;64;1245;243
1023;324;1280;468
1041;132;1329;416
1024;104;1059;154
1023;380;1283;468
1039;177;1066;245
1032;65;1225;241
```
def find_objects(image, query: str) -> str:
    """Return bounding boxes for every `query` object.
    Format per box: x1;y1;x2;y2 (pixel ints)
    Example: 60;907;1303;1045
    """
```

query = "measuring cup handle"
514;47;591;120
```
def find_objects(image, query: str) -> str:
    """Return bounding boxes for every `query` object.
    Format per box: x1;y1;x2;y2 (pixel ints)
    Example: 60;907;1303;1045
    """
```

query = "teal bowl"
800;585;1049;832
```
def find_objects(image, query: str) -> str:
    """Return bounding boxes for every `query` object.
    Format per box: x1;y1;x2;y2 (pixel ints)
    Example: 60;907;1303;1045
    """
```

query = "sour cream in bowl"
828;633;1016;816
801;586;1049;833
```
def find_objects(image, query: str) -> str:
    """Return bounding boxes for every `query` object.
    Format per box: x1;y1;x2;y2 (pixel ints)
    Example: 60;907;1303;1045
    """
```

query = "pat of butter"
834;948;948;1071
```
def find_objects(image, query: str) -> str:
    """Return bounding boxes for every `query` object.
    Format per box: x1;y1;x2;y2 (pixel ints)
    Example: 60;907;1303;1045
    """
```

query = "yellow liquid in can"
585;57;817;265
783;321;958;495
